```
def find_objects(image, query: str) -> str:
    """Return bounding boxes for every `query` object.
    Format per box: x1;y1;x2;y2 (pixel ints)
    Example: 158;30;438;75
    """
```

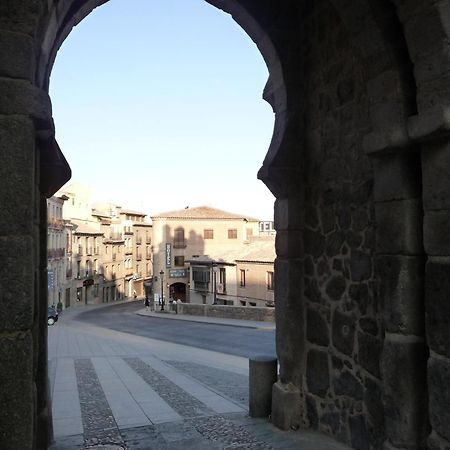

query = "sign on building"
47;270;54;290
165;243;172;268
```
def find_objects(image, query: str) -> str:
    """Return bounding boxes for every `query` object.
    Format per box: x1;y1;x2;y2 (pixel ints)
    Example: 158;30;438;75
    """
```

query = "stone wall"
299;3;383;448
0;1;449;449
176;303;275;322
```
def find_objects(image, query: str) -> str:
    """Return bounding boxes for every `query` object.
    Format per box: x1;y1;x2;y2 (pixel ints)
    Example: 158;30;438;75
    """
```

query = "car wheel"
48;317;55;326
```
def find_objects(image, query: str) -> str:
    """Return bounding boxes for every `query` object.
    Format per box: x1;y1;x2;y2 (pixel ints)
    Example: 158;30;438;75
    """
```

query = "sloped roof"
151;206;259;221
71;219;103;235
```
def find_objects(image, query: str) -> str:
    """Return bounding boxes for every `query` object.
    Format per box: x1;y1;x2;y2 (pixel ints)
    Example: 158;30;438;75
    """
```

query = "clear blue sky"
50;0;275;220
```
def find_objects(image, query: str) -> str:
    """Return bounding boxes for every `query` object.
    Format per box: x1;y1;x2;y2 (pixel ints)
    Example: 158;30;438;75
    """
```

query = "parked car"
47;306;59;326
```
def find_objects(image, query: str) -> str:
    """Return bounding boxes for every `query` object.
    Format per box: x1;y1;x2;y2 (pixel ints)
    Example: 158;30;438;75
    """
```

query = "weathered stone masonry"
0;1;449;449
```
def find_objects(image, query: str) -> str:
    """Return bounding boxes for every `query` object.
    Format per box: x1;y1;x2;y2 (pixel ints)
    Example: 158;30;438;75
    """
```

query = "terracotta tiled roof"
151;206;260;221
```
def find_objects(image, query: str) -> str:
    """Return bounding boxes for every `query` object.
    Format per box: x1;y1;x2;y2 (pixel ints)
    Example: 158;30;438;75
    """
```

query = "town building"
150;206;273;307
46;194;68;308
187;235;275;307
56;183;152;306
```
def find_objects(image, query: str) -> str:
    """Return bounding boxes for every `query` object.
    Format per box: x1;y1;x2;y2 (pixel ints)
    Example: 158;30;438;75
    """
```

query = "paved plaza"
48;306;350;449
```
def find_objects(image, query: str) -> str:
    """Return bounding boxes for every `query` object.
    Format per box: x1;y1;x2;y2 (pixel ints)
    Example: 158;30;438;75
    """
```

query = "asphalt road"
75;301;276;358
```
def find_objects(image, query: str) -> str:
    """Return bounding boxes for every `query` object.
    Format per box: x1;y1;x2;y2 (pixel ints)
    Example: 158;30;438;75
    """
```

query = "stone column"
271;196;306;430
413;112;450;449
367;146;429;450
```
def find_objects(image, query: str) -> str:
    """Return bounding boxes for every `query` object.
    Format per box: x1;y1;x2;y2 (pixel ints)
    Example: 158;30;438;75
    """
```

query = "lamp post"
212;263;218;305
160;270;165;311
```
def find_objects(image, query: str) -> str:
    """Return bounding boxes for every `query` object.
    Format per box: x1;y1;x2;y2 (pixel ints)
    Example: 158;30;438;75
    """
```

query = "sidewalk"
48;303;350;450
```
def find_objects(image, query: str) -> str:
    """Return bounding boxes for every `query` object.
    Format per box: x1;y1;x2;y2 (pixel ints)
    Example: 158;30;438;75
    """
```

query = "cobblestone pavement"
49;307;350;450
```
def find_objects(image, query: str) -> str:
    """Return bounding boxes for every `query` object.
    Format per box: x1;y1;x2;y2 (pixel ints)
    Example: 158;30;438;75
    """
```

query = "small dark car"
47;306;59;326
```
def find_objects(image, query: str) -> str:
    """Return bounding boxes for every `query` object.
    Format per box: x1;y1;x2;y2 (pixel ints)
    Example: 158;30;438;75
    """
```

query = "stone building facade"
0;1;449;449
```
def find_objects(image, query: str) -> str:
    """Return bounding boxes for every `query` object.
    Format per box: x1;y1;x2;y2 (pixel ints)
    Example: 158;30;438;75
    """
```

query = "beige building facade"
56;184;152;307
46;194;68;308
150;206;274;307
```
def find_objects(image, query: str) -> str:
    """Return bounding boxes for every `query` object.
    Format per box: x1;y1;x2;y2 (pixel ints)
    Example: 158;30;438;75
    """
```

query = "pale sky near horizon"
50;0;276;220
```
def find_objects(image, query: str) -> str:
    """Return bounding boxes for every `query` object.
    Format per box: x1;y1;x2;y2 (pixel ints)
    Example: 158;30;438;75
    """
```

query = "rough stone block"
425;259;450;357
428;356;450;442
422;140;450;210
306;349;329;397
381;334;429;448
333;370;363;400
0;31;34;80
0;78;52;122
332;309;355;356
0;332;34;448
0;116;35;236
350;250;372;281
306;307;329;347
424;210;450;255
358;332;382;377
375;199;423;255
371;152;421;202
349;414;370;450
275;229;303;258
326;275;346;302
0;0;41;34
376;255;424;335
0;236;34;332
274;197;303;231
271;381;302;431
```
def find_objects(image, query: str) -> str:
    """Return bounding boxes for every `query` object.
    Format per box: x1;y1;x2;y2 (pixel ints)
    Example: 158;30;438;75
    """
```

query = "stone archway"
1;1;450;449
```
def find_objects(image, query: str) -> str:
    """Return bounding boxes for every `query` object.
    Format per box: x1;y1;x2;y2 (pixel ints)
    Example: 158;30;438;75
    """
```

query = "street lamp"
212;263;218;305
160;270;165;311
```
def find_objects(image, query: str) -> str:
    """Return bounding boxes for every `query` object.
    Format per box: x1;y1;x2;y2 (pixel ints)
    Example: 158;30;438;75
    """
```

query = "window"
174;227;185;247
192;267;210;291
204;229;214;239
228;229;237;239
267;271;274;290
218;267;226;293
174;256;185;267
240;269;246;287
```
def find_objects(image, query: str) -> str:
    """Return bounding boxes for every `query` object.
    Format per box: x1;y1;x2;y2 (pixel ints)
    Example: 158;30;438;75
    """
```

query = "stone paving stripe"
140;356;246;414
74;358;125;447
166;360;249;405
107;356;181;424
52;358;83;438
124;357;215;418
91;357;152;430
